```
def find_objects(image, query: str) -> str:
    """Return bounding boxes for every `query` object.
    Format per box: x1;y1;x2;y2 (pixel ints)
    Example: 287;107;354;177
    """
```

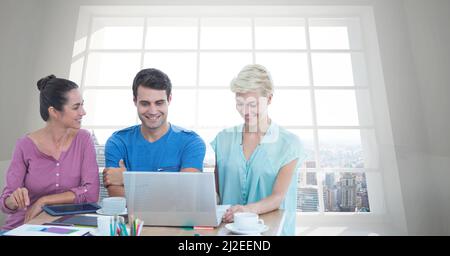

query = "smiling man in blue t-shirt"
103;68;206;197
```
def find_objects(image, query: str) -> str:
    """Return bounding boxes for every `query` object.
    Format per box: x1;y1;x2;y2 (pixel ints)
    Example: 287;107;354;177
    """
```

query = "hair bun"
37;74;56;91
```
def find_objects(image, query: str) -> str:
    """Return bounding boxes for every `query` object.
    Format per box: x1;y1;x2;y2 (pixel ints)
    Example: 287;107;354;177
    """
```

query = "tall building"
323;173;337;211
356;189;370;212
323;187;338;212
297;187;319;212
304;160;316;169
339;173;357;211
325;173;335;188
306;172;317;185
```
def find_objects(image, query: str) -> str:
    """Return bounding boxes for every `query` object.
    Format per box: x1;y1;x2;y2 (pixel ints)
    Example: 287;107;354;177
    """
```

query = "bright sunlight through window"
70;7;382;215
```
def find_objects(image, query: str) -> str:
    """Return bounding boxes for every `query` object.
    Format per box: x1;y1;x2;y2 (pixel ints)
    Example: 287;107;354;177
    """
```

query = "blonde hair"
230;64;274;97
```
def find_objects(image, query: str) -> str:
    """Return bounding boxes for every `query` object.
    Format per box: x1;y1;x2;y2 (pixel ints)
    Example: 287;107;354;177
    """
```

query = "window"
70;6;389;218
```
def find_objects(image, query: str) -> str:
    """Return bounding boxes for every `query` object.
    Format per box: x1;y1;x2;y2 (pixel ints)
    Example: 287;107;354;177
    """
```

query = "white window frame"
70;5;406;229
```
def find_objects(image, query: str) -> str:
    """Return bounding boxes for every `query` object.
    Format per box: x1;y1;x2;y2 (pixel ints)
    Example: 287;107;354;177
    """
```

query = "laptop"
123;171;229;227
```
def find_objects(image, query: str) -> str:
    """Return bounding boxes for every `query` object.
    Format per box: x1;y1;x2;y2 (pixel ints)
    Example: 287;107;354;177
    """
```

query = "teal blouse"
211;122;306;235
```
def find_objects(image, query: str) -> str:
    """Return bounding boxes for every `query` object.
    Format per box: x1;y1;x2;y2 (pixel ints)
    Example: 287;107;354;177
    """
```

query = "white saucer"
96;208;128;216
225;223;269;235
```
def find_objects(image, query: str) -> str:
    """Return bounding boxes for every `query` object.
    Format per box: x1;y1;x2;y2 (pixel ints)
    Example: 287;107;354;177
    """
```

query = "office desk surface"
28;209;285;236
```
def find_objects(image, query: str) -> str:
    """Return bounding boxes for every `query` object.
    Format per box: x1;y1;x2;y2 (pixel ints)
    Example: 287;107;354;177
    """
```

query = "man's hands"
103;159;127;187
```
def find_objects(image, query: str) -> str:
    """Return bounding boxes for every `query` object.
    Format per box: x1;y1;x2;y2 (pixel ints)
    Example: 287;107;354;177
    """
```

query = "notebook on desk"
123;172;230;227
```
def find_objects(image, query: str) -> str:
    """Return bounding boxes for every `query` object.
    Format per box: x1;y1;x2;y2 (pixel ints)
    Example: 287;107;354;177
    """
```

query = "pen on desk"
133;219;137;236
110;218;113;236
194;226;214;230
114;216;118;236
137;222;144;236
130;217;135;236
136;219;139;236
134;219;139;236
121;223;129;236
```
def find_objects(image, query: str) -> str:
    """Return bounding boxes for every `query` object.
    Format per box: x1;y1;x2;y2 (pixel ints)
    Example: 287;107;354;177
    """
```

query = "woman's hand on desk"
222;204;252;223
5;187;30;211
6;188;47;222
24;197;46;223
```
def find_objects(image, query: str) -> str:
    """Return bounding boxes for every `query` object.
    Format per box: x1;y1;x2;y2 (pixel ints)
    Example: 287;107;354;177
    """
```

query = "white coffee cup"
101;197;126;215
233;212;264;231
97;216;113;236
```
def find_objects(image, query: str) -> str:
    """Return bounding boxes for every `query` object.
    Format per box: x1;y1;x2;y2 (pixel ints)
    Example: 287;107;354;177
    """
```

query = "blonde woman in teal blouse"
211;64;306;235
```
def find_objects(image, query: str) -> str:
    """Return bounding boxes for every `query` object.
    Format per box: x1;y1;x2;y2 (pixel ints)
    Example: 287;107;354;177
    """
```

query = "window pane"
271;90;312;125
199;52;252;86
312;53;354;86
90;18;143;49
85;53;141;86
255;18;306;49
83;89;136;126
298;171;319;212
318;129;364;168
200;18;252;49
146;18;198;49
309;27;349;50
297;186;319;212
196;128;222;170
309;18;362;50
323;172;370;212
198;90;241;127
144;53;197;87
196;128;221;146
299;171;318;186
90;129;117;146
315;90;359;126
256;53;309;86
89;129;117;168
169;89;196;127
288;129;315;168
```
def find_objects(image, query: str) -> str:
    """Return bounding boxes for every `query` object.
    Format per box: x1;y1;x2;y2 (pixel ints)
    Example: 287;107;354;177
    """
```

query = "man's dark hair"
132;68;172;99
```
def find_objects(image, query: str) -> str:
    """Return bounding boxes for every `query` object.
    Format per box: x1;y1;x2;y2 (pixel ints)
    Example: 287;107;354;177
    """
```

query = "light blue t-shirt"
105;124;206;172
210;122;306;235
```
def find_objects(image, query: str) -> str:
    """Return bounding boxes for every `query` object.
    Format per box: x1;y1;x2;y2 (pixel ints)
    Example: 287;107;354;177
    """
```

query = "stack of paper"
3;224;95;236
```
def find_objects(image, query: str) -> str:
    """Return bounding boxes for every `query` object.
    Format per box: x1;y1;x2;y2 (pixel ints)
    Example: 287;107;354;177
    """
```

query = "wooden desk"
28;210;285;236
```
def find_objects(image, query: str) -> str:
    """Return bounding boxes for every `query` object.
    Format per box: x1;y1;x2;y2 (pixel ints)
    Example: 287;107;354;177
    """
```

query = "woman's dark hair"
37;75;79;121
132;68;172;100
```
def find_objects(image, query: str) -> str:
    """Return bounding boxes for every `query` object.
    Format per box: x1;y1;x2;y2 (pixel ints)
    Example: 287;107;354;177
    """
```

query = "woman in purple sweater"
0;75;99;230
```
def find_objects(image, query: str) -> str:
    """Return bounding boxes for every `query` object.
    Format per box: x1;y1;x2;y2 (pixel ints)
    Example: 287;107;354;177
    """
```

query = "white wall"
370;0;433;235
403;0;450;235
0;0;449;235
0;0;44;160
371;0;450;235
